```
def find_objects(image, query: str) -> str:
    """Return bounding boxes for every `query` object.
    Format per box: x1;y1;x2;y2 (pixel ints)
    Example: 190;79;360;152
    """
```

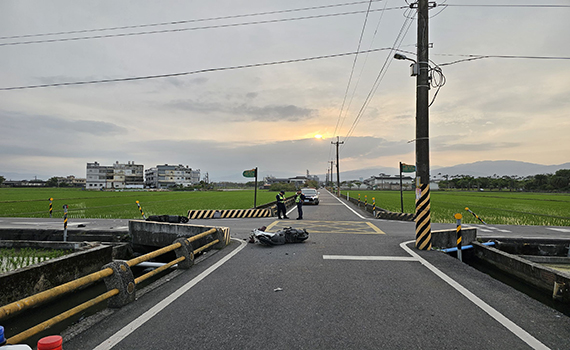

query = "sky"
1;0;569;182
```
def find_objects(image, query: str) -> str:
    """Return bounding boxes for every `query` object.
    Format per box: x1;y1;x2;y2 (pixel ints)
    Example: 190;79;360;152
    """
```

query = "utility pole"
414;0;432;250
331;136;344;195
329;161;334;188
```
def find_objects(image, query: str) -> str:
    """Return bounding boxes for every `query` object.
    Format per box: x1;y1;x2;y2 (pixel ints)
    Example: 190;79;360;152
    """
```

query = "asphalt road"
52;189;570;350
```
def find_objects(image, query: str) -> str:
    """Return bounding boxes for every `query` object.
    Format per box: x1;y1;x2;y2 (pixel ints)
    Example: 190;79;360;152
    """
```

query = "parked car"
301;188;319;205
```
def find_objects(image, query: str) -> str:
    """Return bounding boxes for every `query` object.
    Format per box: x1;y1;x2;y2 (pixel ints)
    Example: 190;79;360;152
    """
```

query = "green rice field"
345;190;570;226
0;188;568;226
0;188;277;219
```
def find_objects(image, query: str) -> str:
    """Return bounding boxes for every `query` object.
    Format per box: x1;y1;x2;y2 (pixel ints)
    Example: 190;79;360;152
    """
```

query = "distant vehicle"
301;188;319;205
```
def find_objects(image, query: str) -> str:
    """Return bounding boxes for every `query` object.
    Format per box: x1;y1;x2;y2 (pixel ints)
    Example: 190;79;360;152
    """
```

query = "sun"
314;134;323;139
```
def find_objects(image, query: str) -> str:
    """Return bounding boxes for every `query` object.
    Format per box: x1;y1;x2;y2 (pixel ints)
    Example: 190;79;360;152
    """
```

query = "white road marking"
547;228;570;233
328;191;366;219
399;240;549;350
323;255;418;261
93;239;247;350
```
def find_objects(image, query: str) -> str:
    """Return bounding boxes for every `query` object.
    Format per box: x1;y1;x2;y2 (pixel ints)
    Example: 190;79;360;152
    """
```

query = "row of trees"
438;169;570;192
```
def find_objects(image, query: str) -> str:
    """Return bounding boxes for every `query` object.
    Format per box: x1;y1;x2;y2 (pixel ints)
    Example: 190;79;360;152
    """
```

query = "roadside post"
455;213;463;262
358;194;361;207
372;197;376;216
63;205;68;242
400;162;416;212
365;195;367;209
49;198;53;218
242;168;258;208
465;207;486;224
136;201;146;220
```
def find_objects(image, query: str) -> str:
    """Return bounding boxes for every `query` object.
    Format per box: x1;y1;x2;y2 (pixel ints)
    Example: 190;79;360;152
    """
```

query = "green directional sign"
401;163;416;173
242;169;256;178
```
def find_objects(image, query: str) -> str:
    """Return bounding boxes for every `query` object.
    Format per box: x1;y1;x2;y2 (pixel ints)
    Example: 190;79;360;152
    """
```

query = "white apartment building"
86;161;144;189
145;164;200;189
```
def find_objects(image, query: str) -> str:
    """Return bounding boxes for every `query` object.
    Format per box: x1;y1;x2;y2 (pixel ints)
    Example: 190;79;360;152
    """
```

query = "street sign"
242;169;256;178
401;163;416;173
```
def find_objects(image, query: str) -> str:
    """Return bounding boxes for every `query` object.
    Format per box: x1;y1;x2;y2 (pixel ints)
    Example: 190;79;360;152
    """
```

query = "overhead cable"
0;6;407;47
0;47;398;91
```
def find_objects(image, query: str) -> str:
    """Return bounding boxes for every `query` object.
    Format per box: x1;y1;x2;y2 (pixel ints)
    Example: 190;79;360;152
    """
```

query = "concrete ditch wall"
340;193;415;221
431;228;477;249
473;241;570;303
0;244;112;306
129;220;230;250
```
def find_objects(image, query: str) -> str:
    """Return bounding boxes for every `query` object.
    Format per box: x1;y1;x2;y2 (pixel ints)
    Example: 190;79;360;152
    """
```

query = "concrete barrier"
340;193;414;221
431;228;477;249
0;244;112;306
473;241;570;303
129;220;230;251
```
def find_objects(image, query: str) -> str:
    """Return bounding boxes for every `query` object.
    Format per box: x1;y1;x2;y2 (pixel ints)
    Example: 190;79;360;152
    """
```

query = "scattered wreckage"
249;226;309;246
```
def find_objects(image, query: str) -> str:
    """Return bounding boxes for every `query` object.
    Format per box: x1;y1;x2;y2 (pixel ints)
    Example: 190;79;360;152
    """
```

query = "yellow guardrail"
1;227;222;345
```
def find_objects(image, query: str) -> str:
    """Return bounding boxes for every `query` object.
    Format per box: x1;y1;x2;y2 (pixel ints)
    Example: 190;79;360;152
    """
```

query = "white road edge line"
93;238;248;350
328;189;366;219
323;255;418;261
399;240;550;350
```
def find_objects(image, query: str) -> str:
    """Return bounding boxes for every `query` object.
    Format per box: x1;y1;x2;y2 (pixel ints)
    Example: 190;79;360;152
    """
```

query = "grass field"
0;188;278;219
0;188;568;226
345;190;570;226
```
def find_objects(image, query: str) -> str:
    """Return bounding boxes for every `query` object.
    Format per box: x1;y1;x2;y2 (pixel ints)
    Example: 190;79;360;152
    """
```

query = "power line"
0;1;385;40
0;47;397;91
342;8;416;146
330;0;375;160
440;4;570;8
0;6;407;47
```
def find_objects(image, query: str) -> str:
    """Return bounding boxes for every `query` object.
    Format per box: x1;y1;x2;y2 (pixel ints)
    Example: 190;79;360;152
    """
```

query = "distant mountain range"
330;160;570;181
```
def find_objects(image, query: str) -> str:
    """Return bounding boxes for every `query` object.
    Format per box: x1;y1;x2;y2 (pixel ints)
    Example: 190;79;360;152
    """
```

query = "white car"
301;188;319;205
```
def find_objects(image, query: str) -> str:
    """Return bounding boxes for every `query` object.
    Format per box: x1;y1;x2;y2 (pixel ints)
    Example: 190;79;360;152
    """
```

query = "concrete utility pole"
331;137;344;195
414;0;432;250
329;161;334;187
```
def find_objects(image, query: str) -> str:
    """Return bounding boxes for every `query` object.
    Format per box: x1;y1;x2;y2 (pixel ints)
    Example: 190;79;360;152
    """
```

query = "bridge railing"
0;227;227;345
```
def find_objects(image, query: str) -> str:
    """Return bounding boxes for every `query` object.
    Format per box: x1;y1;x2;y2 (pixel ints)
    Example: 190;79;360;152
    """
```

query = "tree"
0;176;5;186
304;180;319;189
46;177;59;187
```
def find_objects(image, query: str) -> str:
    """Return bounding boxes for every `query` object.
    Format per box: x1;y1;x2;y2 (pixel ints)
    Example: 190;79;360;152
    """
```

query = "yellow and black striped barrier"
49;197;53;218
188;208;273;220
455;213;463;261
136;200;146;220
415;183;432;250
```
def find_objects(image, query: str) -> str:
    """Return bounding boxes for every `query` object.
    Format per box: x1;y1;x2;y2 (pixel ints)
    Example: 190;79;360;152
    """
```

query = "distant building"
86;161;144;189
364;174;414;190
263;170;320;188
145;164;200;189
54;175;86;187
3;179;46;187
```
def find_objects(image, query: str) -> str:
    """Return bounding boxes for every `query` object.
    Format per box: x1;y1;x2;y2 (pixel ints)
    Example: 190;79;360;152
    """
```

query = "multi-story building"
86;161;144;189
145;164;200;189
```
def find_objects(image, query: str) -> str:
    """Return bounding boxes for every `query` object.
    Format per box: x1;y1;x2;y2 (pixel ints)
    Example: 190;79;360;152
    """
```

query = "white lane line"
329;191;366;219
323;255;418;261
93;239;248;350
399;240;549;350
547;228;570;233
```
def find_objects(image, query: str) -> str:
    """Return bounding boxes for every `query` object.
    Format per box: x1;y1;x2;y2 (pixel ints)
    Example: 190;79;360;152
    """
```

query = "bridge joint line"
323;255;418;261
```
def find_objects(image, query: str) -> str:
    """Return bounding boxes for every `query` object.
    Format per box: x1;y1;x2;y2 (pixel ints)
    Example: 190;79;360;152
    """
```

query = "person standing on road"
295;189;306;220
276;190;289;219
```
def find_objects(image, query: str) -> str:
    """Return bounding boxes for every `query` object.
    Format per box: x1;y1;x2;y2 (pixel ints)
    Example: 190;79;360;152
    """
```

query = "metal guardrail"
0;227;221;345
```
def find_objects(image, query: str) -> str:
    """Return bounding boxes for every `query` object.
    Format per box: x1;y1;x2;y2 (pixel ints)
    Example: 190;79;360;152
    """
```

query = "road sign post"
243;167;258;208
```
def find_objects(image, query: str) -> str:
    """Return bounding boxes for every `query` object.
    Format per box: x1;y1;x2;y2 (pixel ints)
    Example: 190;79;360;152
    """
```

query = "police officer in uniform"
295;189;306;220
276;190;289;219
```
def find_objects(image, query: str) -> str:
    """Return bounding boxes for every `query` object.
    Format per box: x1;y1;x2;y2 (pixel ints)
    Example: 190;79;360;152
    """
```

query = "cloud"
165;98;315;121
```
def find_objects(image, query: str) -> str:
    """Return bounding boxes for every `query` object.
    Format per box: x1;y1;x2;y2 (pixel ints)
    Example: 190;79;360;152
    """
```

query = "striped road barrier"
187;208;273;220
